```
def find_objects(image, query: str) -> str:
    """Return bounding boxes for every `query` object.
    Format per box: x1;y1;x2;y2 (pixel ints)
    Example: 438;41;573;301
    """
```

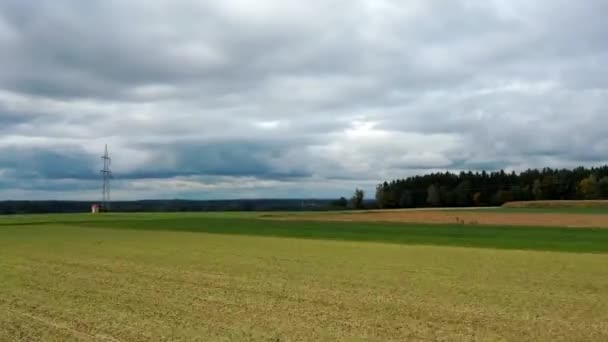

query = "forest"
375;166;608;208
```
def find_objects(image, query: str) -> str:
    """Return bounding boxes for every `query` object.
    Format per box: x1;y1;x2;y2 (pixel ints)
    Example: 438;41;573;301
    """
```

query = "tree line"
374;166;608;208
0;199;343;215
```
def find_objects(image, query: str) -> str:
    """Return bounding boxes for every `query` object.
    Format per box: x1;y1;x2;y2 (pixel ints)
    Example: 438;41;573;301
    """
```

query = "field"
2;210;608;341
503;200;608;209
273;207;608;228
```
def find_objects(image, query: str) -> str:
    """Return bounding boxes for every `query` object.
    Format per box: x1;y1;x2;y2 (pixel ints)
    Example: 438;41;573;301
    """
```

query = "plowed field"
278;210;608;228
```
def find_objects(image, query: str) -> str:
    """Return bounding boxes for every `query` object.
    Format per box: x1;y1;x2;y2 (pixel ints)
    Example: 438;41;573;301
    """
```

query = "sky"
0;0;607;200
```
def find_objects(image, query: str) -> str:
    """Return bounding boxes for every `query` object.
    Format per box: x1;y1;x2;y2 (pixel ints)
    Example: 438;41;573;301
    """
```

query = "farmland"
2;211;608;341
274;206;608;228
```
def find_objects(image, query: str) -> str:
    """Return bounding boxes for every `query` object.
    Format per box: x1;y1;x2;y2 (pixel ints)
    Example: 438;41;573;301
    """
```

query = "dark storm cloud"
0;140;309;184
0;110;29;126
122;141;312;180
0;0;607;199
0;146;97;180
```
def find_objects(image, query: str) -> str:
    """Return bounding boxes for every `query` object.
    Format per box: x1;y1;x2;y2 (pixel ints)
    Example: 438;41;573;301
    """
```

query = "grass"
1;213;608;340
2;213;608;253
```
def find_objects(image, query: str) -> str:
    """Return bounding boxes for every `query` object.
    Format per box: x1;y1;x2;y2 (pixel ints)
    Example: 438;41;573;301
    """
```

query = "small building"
91;204;101;214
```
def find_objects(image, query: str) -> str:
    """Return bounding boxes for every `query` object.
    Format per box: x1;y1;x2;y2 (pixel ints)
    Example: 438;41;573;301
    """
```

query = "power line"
101;144;112;211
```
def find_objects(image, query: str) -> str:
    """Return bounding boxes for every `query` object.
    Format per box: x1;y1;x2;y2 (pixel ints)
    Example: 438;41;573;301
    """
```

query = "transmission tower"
101;144;112;211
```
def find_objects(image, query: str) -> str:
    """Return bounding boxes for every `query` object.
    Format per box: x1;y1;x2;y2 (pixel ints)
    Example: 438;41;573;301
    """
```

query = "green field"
2;213;608;341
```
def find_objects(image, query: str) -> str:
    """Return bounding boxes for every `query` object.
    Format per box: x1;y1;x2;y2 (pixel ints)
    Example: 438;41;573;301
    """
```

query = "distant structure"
91;204;100;214
100;144;112;211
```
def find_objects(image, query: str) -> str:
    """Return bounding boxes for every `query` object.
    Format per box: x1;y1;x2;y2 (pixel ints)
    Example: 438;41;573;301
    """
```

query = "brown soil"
275;210;608;228
504;200;608;208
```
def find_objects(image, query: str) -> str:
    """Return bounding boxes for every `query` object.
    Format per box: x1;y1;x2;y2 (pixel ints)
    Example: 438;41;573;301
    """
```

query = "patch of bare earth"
504;200;608;208
276;211;608;228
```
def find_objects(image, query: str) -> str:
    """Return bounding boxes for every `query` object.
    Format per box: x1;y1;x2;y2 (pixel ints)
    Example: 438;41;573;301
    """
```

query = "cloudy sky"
0;0;607;200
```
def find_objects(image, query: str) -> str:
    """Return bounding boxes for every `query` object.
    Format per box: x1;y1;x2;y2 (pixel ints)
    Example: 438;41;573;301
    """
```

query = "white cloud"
0;0;607;199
